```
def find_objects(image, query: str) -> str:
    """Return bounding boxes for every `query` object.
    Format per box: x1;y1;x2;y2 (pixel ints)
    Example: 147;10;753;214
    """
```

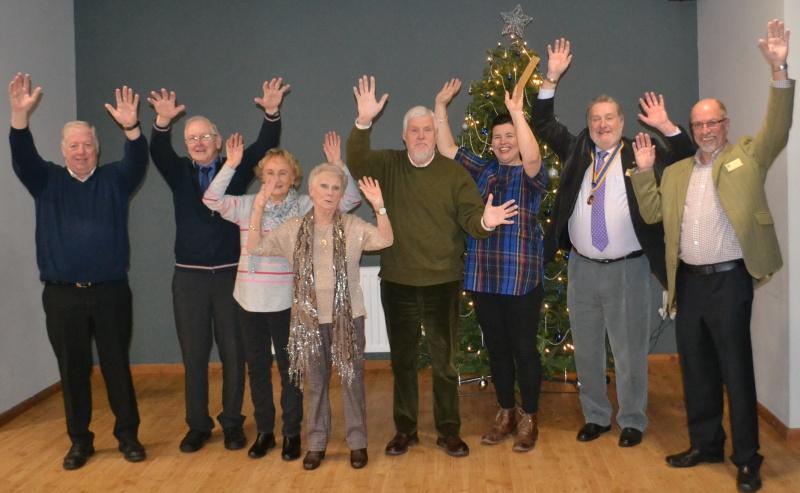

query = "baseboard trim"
0;382;61;427
757;402;800;446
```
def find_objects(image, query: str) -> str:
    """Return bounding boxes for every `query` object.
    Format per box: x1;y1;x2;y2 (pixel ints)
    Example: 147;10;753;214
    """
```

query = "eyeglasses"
690;118;727;131
185;133;217;143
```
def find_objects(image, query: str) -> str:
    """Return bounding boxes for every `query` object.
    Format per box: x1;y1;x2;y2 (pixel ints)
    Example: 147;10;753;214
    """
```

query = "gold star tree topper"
500;4;533;39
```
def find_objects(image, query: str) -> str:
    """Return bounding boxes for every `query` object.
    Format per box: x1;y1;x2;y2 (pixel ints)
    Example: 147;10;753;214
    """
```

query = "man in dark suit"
531;38;694;448
631;20;793;492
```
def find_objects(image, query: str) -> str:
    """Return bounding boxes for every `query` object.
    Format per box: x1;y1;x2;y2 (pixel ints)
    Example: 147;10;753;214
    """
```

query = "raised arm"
759;18;790;81
203;133;250;224
9;73;42;129
637;92;680;136
323;131;361;212
346;76;393;180
358;176;393;247
104;85;142;141
353;75;389;127
433;79;461;159
505;87;541;177
630;132;663;224
541;38;572;91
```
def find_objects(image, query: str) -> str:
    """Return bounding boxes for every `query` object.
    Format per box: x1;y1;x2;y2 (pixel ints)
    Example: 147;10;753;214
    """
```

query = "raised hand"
323;131;344;166
353;75;389;126
8;73;43;128
254;77;290;115
482;194;519;228
147;88;185;126
546;38;573;81
225;133;244;169
758;19;790;69
104;86;140;129
637;92;677;134
632;132;656;170
358;177;384;210
435;79;462;107
254;176;277;209
504;86;524;114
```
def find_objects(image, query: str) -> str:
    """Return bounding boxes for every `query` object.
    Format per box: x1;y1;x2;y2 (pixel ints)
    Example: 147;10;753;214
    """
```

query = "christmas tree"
424;5;577;384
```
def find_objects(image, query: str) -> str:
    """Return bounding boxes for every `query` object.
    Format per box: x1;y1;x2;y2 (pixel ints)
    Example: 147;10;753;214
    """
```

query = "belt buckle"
75;282;92;288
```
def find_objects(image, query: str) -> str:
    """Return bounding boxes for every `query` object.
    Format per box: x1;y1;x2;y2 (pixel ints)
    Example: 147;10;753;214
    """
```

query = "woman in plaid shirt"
434;79;547;453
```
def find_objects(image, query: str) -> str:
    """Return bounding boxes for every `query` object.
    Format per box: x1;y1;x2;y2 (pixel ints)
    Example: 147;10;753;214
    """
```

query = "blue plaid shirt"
455;147;547;295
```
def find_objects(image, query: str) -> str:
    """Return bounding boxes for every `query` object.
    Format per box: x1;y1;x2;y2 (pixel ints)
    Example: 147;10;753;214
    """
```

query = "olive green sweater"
347;126;489;286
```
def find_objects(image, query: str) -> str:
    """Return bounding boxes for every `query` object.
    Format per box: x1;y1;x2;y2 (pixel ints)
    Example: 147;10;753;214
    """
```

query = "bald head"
690;98;729;159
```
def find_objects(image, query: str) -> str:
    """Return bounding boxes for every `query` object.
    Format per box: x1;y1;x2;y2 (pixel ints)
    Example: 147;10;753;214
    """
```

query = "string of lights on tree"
417;5;577;386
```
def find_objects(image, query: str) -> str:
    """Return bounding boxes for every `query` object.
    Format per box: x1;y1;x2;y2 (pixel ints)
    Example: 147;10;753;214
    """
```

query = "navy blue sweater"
150;116;280;267
10;127;148;283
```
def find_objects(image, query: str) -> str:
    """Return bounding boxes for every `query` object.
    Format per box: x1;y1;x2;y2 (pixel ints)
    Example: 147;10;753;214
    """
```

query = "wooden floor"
1;356;799;492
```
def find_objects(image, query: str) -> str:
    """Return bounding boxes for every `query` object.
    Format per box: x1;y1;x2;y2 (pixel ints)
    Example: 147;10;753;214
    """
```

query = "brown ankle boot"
513;408;539;452
481;407;516;445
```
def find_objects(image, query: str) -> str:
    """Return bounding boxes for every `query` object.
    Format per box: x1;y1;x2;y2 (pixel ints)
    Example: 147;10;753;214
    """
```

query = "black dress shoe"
179;429;211;453
119;438;146;462
303;450;325;470
436;436;470;457
350;448;368;469
618;427;643;447
282;435;301;461
63;443;95;470
248;432;276;458
223;426;247;450
666;447;725;468
385;431;419;456
736;464;762;492
576;423;611;442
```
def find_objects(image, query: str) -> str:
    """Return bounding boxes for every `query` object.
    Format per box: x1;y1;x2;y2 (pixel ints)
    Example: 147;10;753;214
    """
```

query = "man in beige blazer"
630;19;793;493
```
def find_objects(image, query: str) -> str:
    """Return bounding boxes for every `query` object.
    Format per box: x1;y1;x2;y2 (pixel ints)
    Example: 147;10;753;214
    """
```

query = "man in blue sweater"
9;73;148;470
147;79;288;453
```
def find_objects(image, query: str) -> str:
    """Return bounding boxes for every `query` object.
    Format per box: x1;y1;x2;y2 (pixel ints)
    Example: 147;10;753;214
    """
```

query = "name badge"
724;158;744;172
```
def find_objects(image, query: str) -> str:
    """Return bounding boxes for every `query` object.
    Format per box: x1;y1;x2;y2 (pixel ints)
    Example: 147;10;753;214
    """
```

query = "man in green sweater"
346;75;518;457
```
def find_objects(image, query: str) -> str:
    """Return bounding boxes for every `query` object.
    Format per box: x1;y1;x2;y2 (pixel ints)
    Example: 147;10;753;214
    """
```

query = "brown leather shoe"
436;436;469;457
481;407;517;445
385;431;419;456
350;448;368;469
302;450;325;470
513;409;539;453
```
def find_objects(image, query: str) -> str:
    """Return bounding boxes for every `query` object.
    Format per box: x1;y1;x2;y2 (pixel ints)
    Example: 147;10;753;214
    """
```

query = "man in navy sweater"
9;73;148;470
147;79;288;453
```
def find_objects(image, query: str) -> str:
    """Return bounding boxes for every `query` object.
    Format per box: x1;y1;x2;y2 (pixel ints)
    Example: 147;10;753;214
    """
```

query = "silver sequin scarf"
287;209;361;389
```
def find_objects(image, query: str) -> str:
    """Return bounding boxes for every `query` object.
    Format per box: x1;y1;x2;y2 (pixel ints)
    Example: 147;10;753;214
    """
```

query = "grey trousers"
305;317;367;451
567;252;661;431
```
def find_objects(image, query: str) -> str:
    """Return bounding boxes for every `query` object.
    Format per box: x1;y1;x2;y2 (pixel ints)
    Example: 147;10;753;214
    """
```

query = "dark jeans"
675;262;761;468
239;306;302;437
472;285;544;414
381;280;461;438
42;281;140;446
172;268;245;432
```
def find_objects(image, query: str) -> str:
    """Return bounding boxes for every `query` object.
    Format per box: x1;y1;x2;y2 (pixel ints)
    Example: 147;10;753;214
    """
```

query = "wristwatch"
377;207;387;215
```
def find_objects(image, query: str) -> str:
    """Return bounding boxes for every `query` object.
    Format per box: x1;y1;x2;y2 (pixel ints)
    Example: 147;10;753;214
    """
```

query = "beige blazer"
631;84;795;310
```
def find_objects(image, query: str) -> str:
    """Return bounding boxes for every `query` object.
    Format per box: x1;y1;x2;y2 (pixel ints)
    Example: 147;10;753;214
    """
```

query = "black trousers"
42;281;140;446
381;280;461;438
472;285;544;414
238;306;302;437
675;262;761;467
172;268;245;432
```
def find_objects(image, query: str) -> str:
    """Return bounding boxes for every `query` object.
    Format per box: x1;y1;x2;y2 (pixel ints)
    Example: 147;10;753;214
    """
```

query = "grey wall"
0;1;75;413
73;0;698;363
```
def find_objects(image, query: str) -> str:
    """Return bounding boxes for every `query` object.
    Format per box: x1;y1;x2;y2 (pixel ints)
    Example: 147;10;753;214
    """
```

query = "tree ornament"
500;4;533;39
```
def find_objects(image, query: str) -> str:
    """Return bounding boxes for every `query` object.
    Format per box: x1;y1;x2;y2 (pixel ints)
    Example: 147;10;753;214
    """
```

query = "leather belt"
678;259;744;275
575;249;644;264
46;281;104;288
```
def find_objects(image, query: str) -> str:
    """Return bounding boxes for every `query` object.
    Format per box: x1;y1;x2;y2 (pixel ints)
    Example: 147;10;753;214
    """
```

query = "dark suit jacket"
531;96;694;287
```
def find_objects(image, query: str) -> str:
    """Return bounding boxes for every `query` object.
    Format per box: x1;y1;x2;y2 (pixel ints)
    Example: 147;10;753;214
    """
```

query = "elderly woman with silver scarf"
247;163;392;471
